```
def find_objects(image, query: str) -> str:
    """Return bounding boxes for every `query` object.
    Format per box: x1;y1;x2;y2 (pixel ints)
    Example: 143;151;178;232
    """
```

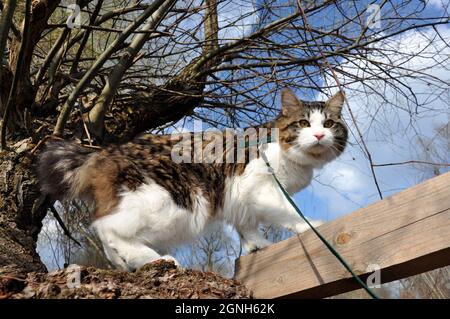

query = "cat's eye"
298;120;310;128
323;120;334;128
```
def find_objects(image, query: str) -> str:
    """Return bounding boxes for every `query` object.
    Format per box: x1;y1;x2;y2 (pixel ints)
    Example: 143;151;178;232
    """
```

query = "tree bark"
0;141;47;276
0;1;60;290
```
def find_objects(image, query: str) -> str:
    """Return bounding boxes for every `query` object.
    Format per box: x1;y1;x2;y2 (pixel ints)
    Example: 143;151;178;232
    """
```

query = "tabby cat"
38;88;348;270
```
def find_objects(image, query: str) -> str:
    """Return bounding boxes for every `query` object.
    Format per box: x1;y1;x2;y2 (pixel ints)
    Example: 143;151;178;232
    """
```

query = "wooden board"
235;172;450;298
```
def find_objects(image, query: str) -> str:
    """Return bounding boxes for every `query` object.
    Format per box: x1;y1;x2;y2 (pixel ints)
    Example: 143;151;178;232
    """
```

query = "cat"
37;88;348;271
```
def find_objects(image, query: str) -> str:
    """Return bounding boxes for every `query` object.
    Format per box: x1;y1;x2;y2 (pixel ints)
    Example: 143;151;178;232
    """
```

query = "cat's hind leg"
98;232;160;271
92;181;190;270
94;219;178;271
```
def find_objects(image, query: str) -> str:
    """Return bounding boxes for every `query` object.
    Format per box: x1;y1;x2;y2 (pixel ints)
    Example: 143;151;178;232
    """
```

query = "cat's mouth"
309;143;326;151
306;144;328;157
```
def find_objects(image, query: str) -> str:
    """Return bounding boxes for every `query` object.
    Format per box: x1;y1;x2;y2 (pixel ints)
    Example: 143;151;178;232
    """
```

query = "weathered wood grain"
235;172;450;298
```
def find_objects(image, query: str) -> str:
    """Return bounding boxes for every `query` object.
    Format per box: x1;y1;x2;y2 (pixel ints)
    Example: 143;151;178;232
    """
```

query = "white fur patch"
92;180;210;269
221;143;314;231
297;110;334;150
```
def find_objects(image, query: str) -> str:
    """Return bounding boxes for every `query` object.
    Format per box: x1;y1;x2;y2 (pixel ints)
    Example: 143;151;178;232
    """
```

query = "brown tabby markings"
81;129;272;218
85;152;144;218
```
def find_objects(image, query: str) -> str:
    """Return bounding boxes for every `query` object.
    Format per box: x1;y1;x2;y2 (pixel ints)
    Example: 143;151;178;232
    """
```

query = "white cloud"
322;166;365;193
427;0;448;9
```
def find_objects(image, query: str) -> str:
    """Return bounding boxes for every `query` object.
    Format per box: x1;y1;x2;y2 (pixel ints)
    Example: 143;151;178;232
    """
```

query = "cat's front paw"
294;220;323;234
248;245;262;254
243;239;272;253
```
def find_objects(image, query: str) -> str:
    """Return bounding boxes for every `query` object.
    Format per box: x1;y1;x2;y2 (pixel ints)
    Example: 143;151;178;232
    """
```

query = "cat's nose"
314;133;325;140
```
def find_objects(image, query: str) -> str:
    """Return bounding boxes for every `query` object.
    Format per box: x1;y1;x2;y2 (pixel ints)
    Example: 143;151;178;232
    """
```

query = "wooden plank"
235;172;450;298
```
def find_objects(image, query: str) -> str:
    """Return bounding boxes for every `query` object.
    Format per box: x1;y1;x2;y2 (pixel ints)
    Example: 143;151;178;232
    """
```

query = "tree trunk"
0;141;47;277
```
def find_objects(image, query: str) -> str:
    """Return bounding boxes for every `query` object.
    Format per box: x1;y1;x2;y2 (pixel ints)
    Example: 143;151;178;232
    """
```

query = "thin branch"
70;0;104;75
35;28;71;86
49;205;82;247
373;161;450;168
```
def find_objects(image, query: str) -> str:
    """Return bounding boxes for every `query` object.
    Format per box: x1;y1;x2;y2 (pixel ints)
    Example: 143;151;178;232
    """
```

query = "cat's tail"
37;140;97;201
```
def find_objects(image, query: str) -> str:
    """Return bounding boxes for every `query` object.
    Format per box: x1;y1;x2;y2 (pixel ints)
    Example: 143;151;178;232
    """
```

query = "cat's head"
275;88;348;167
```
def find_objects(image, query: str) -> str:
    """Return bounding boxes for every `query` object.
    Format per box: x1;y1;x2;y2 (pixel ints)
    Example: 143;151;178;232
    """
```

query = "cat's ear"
281;88;304;116
326;91;345;114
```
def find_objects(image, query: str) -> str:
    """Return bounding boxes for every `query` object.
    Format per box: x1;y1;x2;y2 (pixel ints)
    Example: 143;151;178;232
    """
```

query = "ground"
0;260;251;299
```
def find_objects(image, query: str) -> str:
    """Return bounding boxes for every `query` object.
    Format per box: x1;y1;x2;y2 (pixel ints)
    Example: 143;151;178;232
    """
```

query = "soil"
0;260;252;299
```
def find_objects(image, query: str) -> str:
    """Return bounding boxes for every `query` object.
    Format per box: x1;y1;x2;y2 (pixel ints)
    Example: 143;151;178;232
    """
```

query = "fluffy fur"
38;88;347;270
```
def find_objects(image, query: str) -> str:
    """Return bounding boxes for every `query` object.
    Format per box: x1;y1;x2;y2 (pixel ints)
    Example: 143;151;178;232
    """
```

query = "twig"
0;275;26;281
47;23;171;35
373;161;450;168
70;0;104;75
49;205;82;247
80;144;101;150
35;28;71;86
78;104;93;146
30;135;64;155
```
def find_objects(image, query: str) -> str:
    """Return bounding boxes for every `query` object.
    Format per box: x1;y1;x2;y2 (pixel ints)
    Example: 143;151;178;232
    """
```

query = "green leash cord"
259;151;380;299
